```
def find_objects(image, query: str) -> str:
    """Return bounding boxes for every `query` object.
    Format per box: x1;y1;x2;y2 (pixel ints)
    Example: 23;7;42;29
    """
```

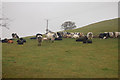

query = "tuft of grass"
102;68;109;71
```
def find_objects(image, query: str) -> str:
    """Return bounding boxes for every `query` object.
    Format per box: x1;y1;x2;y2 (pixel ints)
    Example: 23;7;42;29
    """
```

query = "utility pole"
46;19;48;33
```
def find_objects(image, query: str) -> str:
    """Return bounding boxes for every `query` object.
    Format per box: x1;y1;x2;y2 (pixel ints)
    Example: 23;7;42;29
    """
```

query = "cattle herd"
0;31;120;46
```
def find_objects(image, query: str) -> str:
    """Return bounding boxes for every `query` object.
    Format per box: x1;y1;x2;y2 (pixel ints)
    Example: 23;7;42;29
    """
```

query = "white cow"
46;32;59;42
36;34;43;46
42;37;48;41
109;32;114;38
115;32;120;38
79;33;84;37
72;34;79;39
87;32;93;39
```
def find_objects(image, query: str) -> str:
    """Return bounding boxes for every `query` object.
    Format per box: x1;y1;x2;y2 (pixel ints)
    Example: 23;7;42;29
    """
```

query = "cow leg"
51;38;55;43
51;39;54;43
38;39;42;46
38;43;41;46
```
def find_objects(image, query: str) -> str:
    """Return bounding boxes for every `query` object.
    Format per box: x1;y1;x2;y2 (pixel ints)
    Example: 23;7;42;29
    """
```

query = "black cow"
57;32;62;38
76;36;92;44
99;32;109;39
55;32;62;40
2;38;8;43
12;33;19;39
36;34;42;38
17;38;26;45
87;39;92;43
76;36;87;43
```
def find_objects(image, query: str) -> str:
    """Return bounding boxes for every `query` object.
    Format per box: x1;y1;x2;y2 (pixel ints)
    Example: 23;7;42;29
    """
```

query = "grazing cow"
46;32;59;42
99;32;109;39
36;34;43;46
87;32;93;39
17;38;26;45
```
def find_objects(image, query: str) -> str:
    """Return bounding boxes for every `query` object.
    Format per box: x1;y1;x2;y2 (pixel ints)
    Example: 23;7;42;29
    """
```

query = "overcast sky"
1;2;118;39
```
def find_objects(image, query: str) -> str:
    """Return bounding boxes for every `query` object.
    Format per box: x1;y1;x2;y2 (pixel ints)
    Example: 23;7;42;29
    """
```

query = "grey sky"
2;0;120;2
2;2;118;39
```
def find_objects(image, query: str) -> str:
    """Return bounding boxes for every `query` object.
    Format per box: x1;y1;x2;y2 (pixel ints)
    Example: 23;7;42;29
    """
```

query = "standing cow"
36;34;43;46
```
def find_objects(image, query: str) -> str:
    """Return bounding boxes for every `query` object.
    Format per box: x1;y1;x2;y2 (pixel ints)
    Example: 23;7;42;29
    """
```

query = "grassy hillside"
2;18;119;78
67;18;118;35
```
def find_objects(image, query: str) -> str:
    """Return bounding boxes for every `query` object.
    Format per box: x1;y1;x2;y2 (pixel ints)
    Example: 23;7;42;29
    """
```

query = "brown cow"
8;40;13;43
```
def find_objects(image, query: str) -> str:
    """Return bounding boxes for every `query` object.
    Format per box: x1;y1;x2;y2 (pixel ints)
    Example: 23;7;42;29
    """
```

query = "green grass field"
67;18;118;34
2;18;119;78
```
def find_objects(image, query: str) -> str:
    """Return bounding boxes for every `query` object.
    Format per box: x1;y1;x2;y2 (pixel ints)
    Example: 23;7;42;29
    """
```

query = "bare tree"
0;18;10;30
61;21;76;30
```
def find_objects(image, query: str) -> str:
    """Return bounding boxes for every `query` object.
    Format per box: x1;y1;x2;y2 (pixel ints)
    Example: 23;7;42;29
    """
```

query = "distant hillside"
67;18;119;35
